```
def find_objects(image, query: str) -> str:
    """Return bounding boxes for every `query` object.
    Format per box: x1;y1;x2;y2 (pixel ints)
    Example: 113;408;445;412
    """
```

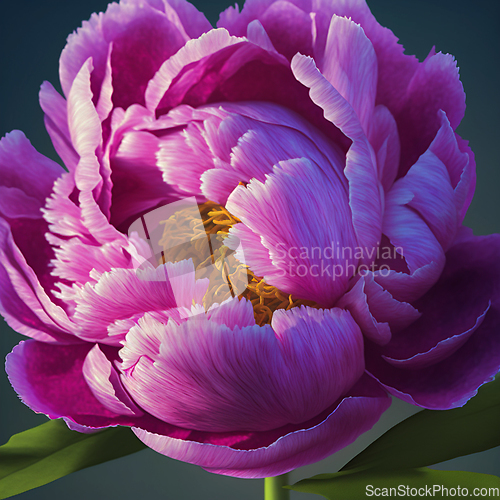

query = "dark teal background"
1;1;499;498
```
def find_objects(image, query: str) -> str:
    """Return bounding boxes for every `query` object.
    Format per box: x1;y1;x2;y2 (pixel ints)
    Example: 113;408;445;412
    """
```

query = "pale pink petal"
73;260;208;345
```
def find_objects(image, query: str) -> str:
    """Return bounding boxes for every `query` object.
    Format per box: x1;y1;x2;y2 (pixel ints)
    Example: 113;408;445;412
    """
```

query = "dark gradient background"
0;1;499;498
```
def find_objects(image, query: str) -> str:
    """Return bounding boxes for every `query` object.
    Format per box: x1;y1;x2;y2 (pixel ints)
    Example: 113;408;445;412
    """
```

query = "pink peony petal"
226;157;356;307
121;304;364;432
73;259;208;345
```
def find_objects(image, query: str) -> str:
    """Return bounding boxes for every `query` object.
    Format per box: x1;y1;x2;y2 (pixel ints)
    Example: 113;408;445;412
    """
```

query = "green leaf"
288;468;500;499
0;419;147;499
341;377;500;472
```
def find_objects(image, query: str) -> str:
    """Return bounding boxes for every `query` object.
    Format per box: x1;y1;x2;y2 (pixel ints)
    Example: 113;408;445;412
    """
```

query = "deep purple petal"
427;112;474;224
388;141;458;252
336;278;391;346
373;200;445;303
366;234;500;409
0;220;75;343
396;52;466;176
368;105;400;192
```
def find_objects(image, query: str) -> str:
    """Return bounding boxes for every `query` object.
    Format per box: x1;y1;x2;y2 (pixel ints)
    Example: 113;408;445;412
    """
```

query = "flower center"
158;200;318;325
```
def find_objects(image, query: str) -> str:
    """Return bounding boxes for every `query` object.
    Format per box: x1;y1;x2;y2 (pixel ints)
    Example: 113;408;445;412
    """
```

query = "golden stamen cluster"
159;200;317;326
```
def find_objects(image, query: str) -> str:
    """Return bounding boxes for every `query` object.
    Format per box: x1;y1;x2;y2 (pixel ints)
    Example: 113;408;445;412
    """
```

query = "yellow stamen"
159;201;318;325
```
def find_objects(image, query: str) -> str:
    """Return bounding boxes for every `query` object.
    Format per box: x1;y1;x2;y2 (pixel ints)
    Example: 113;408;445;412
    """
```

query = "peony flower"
1;0;499;479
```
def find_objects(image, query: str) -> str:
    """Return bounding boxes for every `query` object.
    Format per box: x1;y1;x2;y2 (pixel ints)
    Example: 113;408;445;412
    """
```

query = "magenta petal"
132;375;390;478
0;219;75;343
6;341;110;421
109;106;182;230
121;305;364;433
218;0;419;120
83;344;143;416
108;8;186;109
149;0;212;39
39;82;79;172
366;234;500;409
73;259;207;345
148;30;347;147
145;29;244;112
258;1;314;60
0;131;63;214
59;0;209;106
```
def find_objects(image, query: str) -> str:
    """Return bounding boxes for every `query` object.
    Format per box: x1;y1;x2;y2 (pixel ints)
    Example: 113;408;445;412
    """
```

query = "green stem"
264;474;290;500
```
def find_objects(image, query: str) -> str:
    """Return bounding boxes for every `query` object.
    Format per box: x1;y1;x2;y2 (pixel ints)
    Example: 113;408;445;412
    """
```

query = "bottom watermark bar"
366;485;500;497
